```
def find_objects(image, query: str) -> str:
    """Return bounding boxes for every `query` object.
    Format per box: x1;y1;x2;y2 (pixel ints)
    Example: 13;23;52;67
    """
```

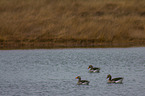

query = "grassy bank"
0;0;145;49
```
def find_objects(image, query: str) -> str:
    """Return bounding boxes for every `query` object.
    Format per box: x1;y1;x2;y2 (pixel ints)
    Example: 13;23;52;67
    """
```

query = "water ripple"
0;48;145;96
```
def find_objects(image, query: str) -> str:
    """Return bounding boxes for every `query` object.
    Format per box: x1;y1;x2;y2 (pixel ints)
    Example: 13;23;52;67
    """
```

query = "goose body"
88;65;100;73
76;76;90;85
106;74;123;83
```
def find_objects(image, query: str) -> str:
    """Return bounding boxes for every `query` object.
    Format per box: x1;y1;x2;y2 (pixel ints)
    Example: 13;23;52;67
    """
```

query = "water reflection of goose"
88;65;100;73
106;74;123;83
75;76;90;85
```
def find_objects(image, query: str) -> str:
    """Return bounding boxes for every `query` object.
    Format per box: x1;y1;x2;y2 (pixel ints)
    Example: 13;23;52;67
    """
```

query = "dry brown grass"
0;0;145;49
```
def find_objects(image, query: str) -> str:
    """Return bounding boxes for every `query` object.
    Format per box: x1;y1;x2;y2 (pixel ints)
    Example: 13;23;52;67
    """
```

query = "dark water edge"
0;41;145;50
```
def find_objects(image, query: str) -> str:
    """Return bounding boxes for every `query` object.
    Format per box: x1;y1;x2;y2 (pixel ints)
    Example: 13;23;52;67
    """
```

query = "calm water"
0;47;145;96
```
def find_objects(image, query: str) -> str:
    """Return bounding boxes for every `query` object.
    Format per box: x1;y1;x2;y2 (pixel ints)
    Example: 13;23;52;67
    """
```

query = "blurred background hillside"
0;0;145;49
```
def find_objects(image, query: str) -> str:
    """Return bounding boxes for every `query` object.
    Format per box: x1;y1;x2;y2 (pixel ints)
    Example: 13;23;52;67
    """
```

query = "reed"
0;0;145;49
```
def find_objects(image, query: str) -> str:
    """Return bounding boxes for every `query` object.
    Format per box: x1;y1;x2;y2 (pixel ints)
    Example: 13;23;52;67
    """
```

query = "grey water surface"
0;47;145;96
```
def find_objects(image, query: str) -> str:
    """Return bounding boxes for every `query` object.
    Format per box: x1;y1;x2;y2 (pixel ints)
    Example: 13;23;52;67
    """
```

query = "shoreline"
0;40;145;50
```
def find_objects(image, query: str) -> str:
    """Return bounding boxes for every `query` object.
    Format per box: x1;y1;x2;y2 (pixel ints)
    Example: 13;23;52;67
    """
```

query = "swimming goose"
88;65;100;73
106;74;123;83
75;76;90;85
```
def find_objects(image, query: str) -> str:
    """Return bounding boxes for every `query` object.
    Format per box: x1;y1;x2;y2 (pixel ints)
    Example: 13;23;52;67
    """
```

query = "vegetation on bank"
0;0;145;49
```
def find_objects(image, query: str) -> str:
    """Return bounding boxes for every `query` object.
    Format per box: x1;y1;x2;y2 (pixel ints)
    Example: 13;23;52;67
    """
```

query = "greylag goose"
88;65;100;73
75;76;90;85
106;74;123;83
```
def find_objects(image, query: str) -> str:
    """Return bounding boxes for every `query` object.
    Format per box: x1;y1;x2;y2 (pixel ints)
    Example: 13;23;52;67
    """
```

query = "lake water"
0;47;145;96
